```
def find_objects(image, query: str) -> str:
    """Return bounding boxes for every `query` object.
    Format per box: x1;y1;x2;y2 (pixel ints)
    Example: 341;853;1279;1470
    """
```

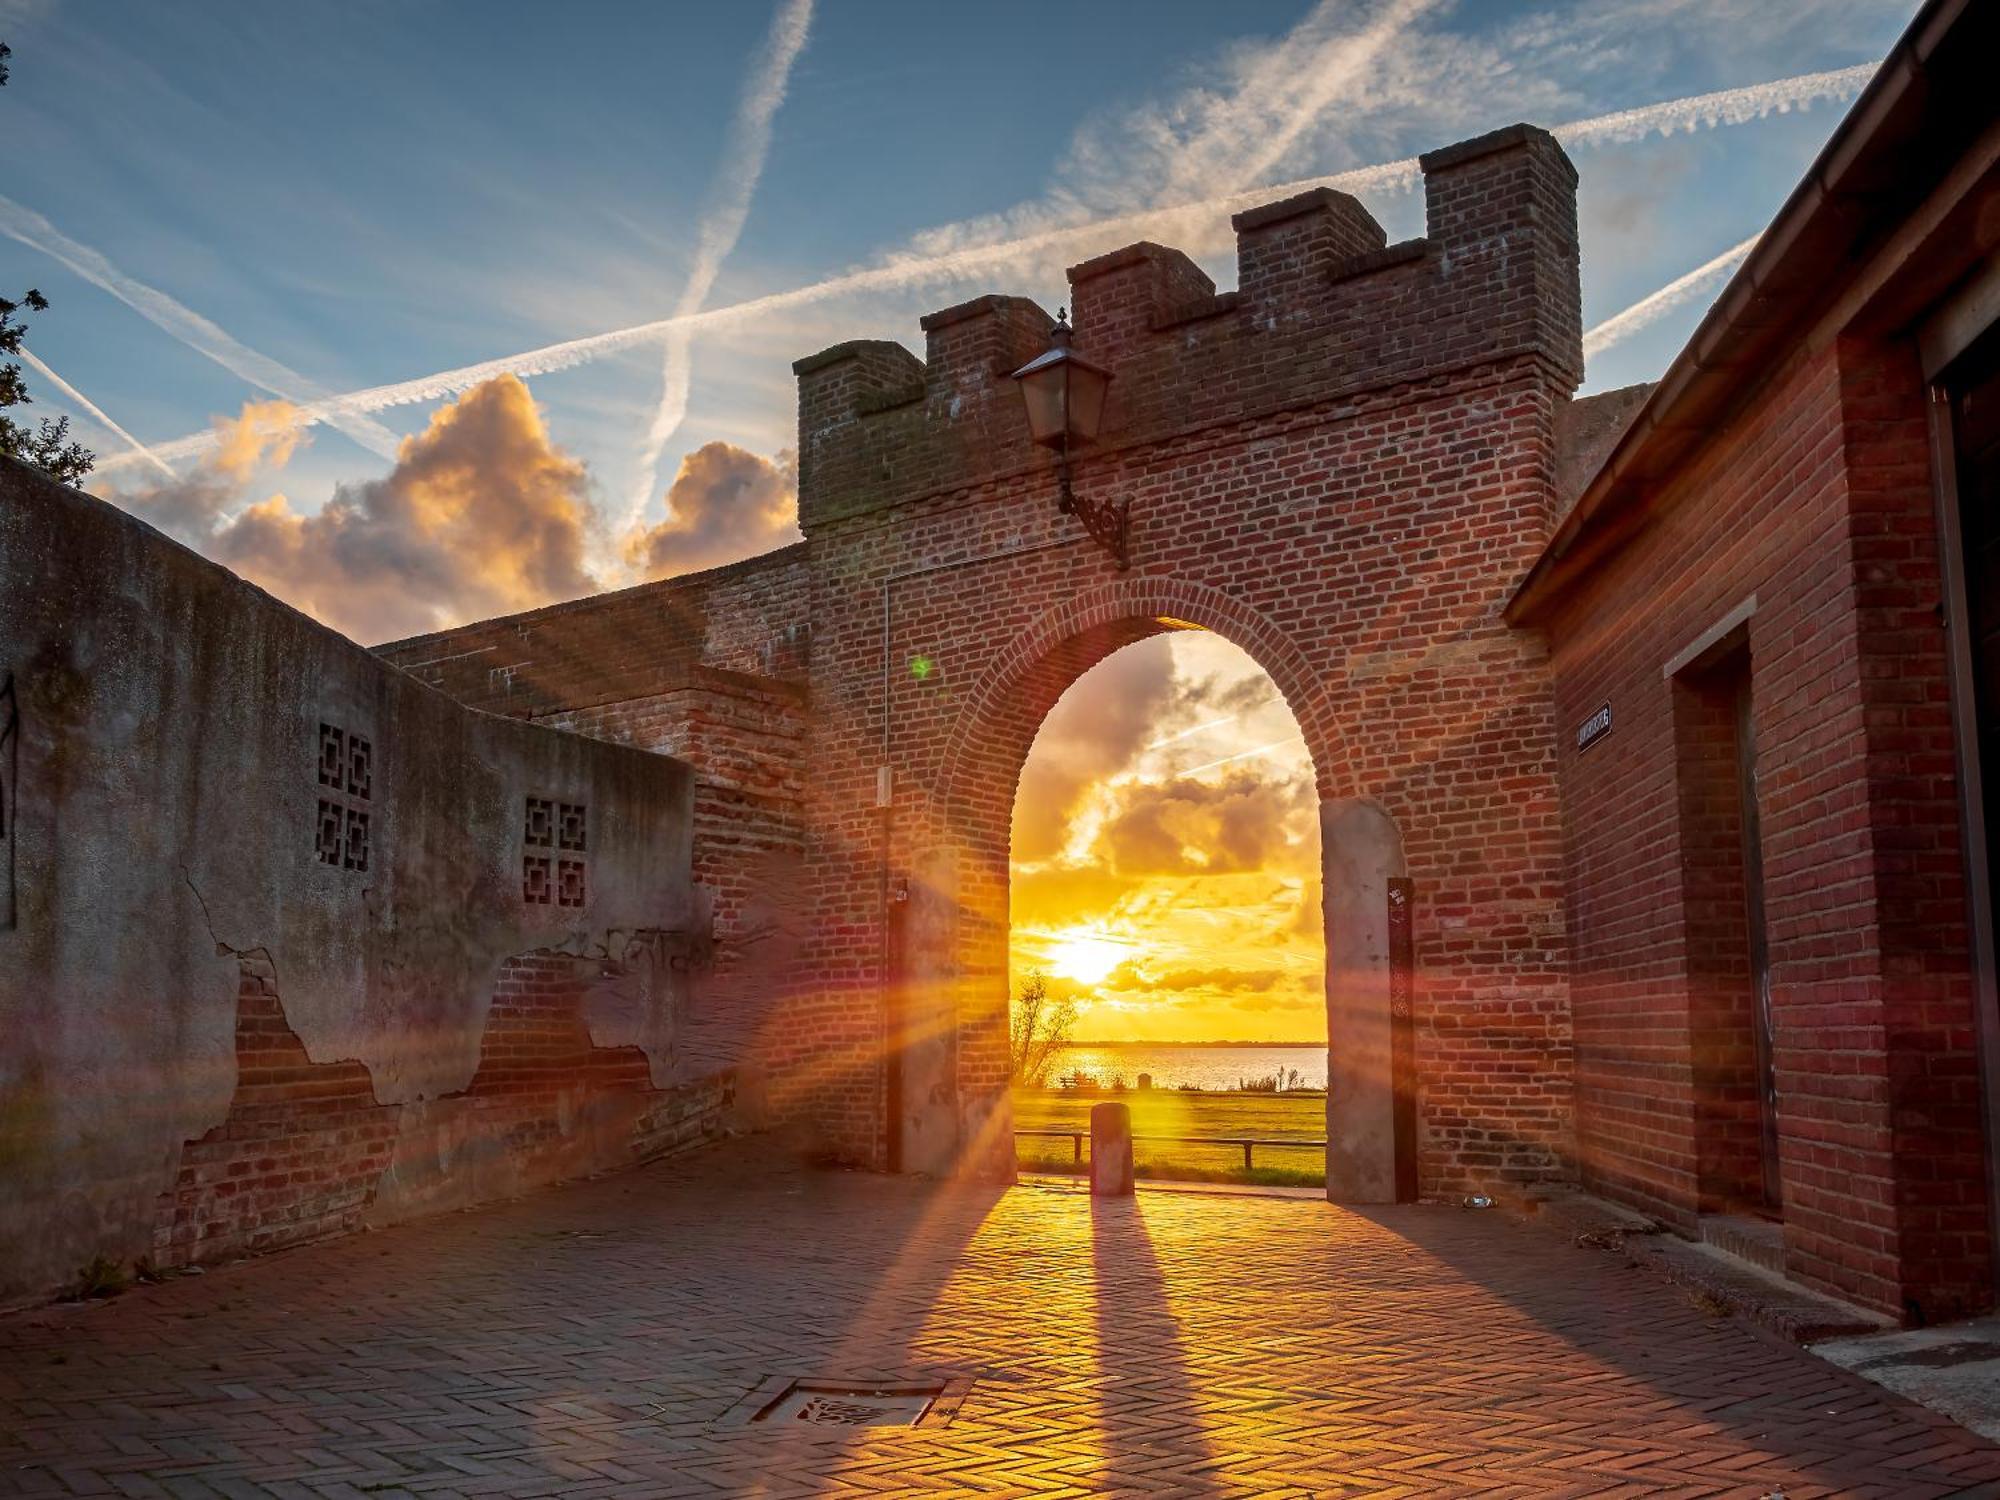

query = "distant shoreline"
1064;1048;1328;1056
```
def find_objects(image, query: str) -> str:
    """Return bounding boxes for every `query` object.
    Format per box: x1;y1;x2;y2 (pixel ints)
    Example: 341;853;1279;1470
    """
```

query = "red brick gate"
387;123;1584;1202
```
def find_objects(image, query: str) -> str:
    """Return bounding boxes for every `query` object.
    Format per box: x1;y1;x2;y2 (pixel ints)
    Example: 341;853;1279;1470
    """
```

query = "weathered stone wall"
0;457;714;1306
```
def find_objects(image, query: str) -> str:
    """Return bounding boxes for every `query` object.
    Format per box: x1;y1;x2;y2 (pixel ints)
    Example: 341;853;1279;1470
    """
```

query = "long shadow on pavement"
1090;1192;1225;1498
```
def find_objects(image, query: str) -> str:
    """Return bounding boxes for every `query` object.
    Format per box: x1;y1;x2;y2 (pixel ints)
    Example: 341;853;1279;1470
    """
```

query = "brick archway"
936;576;1350;827
393;125;1584;1202
891;579;1402;1198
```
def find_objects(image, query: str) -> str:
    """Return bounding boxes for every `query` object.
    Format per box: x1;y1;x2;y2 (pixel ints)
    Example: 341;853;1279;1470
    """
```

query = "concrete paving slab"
1815;1315;2000;1443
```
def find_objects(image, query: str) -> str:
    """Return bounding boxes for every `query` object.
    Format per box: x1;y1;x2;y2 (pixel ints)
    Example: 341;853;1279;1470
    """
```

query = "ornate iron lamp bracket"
1057;436;1128;569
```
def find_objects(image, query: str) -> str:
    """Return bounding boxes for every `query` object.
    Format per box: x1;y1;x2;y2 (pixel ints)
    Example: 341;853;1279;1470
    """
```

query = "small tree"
1008;970;1078;1087
1;290;93;485
0;41;94;487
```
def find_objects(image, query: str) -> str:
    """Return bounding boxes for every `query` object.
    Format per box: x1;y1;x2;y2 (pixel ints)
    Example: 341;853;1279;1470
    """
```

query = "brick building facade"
1509;0;1999;1320
383;0;2000;1327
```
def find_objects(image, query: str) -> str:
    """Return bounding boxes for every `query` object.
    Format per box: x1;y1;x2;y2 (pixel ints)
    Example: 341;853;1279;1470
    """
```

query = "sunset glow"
1010;631;1323;1045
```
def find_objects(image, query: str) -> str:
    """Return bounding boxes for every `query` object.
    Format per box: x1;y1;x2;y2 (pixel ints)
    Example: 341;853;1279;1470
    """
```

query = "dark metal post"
1389;877;1419;1203
883;875;905;1174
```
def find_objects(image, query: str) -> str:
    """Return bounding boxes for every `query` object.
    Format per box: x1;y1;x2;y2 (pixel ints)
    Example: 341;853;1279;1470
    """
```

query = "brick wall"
785;125;1583;1189
1541;333;1992;1319
383;545;812;716
1840;338;1990;1320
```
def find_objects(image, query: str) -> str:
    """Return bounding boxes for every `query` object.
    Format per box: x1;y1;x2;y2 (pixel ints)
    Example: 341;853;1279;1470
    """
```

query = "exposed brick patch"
151;951;733;1273
457;951;725;1165
151;956;401;1267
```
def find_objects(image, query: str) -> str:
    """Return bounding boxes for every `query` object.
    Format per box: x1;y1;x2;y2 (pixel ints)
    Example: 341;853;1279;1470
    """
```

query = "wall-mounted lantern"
1011;310;1125;567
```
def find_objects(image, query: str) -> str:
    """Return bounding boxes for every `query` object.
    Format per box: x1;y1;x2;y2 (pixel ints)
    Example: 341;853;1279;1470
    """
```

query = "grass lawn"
1011;1087;1327;1187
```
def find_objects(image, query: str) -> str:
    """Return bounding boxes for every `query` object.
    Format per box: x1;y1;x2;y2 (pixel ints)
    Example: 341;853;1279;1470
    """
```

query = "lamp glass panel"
1068;364;1109;443
1018;366;1066;447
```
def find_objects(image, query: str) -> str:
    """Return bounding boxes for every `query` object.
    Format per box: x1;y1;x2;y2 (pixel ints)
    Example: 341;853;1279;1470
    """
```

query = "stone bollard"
1090;1101;1135;1197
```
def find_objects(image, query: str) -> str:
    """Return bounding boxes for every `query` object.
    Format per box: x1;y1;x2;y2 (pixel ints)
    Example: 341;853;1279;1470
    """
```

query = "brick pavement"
2;1141;1997;1498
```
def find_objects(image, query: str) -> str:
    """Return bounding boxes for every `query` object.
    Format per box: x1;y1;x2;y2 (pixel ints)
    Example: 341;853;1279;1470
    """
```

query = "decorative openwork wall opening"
316;721;372;873
523;796;588;908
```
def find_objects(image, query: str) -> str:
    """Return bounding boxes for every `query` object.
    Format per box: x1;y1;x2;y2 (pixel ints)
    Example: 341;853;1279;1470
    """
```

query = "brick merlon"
1418;121;1576;181
1066;241;1213;293
1231;186;1370;235
919;293;1049;333
791;338;916;377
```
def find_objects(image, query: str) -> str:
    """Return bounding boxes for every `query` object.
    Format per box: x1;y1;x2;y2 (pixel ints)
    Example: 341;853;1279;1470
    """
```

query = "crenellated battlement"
793;122;1581;533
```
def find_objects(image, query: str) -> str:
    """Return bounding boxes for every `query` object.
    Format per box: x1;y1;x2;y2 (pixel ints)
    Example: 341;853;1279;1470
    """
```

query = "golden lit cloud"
99;395;311;541
104;377;615;643
1009;632;1323;1044
209;398;306;481
623;441;801;580
208;375;599;642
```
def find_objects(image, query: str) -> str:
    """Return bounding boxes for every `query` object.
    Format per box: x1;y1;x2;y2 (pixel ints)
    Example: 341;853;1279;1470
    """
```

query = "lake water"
1045;1043;1326;1092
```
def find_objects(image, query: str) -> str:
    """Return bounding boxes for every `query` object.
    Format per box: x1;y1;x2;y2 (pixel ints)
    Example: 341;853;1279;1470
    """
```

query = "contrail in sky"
1175;0;1444;209
627;0;813;532
1180;737;1307;778
1147;716;1240;753
1583;233;1761;360
15;344;175;477
102;64;1877;474
0;193;403;462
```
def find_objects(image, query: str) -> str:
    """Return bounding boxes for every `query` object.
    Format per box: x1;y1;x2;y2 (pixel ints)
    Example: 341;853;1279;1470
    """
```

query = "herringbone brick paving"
2;1141;1995;1497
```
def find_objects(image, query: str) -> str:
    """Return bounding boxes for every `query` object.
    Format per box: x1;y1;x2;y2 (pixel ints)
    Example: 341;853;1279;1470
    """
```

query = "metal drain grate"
715;1375;973;1430
771;1385;938;1427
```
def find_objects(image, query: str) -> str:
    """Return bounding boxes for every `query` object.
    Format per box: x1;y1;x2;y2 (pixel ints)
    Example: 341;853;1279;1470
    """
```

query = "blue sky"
1;0;1916;640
